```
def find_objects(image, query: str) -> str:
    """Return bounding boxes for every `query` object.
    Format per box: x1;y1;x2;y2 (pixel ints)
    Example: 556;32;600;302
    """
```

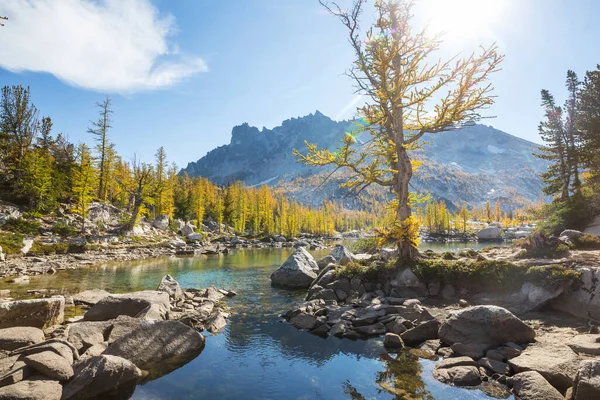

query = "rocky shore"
0;275;235;399
275;244;600;399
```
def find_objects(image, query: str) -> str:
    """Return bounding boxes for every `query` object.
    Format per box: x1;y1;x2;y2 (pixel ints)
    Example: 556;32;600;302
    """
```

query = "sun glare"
420;0;508;42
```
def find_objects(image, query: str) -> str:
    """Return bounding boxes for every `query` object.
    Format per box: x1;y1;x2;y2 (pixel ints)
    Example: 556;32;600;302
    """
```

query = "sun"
419;0;508;42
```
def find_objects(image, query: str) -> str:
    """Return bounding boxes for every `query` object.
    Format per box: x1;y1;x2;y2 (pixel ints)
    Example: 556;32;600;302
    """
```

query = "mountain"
182;112;548;210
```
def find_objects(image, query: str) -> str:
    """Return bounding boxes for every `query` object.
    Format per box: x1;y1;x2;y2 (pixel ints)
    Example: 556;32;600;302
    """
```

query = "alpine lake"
1;242;513;400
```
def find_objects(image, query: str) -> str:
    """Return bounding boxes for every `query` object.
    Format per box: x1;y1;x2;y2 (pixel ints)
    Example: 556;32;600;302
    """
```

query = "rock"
568;334;600;356
433;365;481;386
513;281;565;313
391;268;427;297
157;274;182;300
61;355;141;400
72;289;111;306
153;214;170;230
7;276;29;284
435;356;478;369
551;267;600;321
384;333;404;348
290;313;318;330
270;247;318;289
438;306;535;353
486;349;505;361
330;321;350;337
293;240;309;248
84;291;169;321
9;340;78;365
458;299;469;307
329;245;356;266
477;227;503;240
573;360;600;400
273;235;287;243
169;238;186;247
316;255;336;270
451;343;488;359
427;282;440;296
87;202;121;227
23;350;73;380
66;321;111;353
508;344;579;392
478;357;509;374
206;310;227;333
81;343;107;359
561;229;584;239
400;320;440;346
0;327;44;351
107;315;143;344
0;376;62;400
181;222;196;237
419;339;441;355
512;371;563;400
21;238;34;255
0;297;64;329
187;233;203;241
355;323;386;337
497;345;521;359
0;365;30;388
104;320;205;378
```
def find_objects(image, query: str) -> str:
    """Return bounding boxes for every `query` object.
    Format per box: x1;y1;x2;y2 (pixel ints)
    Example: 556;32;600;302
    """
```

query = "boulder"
573;360;600;400
432;365;481;386
511;371;563;400
61;355;141;400
181;222;196;237
438;306;535;354
316;255;336;270
329;245;355;266
551;267;600;321
66;321;111;353
478;357;508;374
81;343;107;359
187;233;203;241
157;274;182;300
512;281;565;313
270;247;318;289
104;320;205;379
72;289;111;306
384;333;404;348
153;214;170;230
0;376;62;400
205;310;227;333
107;315;143;344
561;229;584;239
23;351;73;381
9;340;78;365
508;344;579;392
477;227;502;241
390;268;427;297
435;356;478;369
400;320;440;346
290;313;318;330
584;215;600;236
0;327;44;351
0;364;30;388
84;291;169;321
568;334;600;356
86;202;121;227
355;323;386;337
0;297;64;329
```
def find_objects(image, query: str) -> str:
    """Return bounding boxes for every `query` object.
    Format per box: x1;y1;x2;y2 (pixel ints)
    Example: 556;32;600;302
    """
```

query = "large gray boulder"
329;245;356;266
104;320;205;380
561;229;583;239
0;297;64;329
84;291;169;321
511;371;563;400
511;281;566;313
153;214;170;230
72;289;111;306
551;267;600;321
0;327;44;351
23;350;73;381
573;360;600;400
270;247;318;289
438;306;535;358
66;321;111;353
61;355;141;400
157;274;182;300
0;376;62;400
181;222;196;237
477;227;502;241
9;339;78;365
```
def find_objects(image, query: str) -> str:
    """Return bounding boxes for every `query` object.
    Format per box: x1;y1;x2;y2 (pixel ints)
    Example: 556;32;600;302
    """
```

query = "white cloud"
0;0;207;92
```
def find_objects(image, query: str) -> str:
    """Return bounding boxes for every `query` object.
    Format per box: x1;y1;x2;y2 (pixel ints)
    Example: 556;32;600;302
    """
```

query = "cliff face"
182;112;548;209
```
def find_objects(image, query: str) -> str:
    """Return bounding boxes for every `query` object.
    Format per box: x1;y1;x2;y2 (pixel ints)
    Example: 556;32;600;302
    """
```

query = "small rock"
384;333;404;348
0;327;45;351
512;371;563;400
23;351;74;381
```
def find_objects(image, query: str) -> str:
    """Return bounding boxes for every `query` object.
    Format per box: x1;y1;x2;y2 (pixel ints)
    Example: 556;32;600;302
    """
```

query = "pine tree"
494;199;501;222
578;66;600;187
458;204;469;232
122;158;154;232
564;70;582;194
88;96;113;201
72;144;97;233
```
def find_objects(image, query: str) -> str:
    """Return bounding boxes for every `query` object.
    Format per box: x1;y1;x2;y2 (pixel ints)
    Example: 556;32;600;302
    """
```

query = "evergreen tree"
72;144;97;233
88;96;113;201
578;66;600;187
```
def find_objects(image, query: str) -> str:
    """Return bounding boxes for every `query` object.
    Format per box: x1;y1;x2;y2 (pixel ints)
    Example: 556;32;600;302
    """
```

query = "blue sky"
0;0;598;167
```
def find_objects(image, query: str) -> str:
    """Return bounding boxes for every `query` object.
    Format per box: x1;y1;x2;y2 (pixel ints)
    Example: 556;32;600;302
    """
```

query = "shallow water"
1;244;512;399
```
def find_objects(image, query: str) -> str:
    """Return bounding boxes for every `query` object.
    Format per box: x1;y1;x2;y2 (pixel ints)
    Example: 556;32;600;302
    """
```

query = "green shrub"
0;232;24;254
51;222;79;237
334;259;396;281
28;241;69;255
441;251;456;260
349;237;381;254
572;234;600;250
2;218;40;235
526;265;582;289
516;232;571;259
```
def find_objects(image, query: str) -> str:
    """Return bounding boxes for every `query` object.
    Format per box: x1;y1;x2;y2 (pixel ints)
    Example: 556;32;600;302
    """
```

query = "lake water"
1;244;512;400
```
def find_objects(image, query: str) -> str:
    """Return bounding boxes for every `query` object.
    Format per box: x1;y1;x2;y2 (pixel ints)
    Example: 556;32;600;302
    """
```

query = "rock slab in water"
0;297;64;329
573;360;600;400
438;306;535;357
84;291;169;321
0;376;62;400
511;371;563;400
270;247;318;289
61;355;141;400
0;327;45;351
104;320;205;379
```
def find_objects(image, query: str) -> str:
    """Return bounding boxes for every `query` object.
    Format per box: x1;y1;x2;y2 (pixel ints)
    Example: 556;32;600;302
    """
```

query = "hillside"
182;112;548;210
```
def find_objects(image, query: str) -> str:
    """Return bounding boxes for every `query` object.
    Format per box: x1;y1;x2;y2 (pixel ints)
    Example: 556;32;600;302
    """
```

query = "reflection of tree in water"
344;351;434;400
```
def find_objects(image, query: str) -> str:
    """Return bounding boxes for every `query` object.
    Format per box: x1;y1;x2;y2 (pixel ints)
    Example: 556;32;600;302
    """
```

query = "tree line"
0;85;380;236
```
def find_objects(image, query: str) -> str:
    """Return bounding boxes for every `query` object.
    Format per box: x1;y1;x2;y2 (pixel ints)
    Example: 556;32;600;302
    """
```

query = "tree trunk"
395;146;418;262
124;194;142;232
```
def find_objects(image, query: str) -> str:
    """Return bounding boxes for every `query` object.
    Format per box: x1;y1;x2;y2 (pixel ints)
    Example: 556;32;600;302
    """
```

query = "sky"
0;0;598;168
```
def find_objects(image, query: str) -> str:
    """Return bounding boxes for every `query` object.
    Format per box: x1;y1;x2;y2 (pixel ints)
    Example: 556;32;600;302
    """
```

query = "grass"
28;241;70;255
0;232;24;254
51;221;79;237
334;259;397;281
349;237;381;254
2;218;40;235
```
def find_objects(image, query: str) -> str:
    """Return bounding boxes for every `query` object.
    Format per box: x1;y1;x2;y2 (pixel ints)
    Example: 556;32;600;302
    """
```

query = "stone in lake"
477;227;502;240
511;371;563;400
400;319;440;346
270;247;318;289
157;274;182;300
0;327;45;351
61;355;141;400
83;291;169;321
438;306;535;356
104;320;205;381
0;297;64;329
